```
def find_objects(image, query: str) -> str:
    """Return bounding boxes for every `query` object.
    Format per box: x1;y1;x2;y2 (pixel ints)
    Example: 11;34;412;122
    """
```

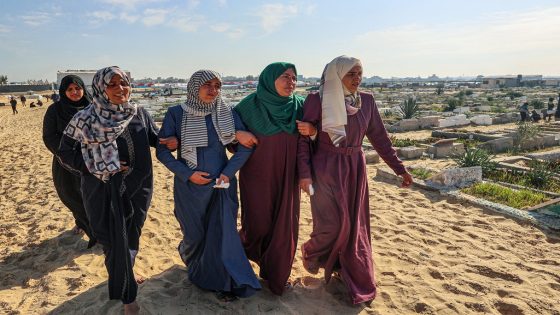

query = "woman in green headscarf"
235;62;312;295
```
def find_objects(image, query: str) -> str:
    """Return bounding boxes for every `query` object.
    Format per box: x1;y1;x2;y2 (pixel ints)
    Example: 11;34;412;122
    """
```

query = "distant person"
45;94;50;102
37;99;43;107
9;97;18;114
546;97;555;122
519;101;529;121
20;95;27;107
531;109;541;123
556;94;560;120
29;101;36;108
43;75;94;244
51;91;60;103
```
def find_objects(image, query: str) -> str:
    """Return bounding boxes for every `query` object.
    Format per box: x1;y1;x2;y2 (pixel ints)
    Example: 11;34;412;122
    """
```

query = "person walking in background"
546;97;555;122
51;91;60;103
10;97;18;114
58;66;160;315
20;95;27;107
297;55;413;305
157;69;261;302
234;62;305;295
43;75;94;244
519;101;529;121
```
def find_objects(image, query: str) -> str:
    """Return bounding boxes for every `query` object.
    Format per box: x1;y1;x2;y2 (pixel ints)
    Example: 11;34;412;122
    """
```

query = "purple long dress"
297;92;406;304
239;132;300;295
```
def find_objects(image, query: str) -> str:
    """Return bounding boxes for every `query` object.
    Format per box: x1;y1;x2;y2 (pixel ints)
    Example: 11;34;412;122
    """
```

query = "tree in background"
0;75;7;85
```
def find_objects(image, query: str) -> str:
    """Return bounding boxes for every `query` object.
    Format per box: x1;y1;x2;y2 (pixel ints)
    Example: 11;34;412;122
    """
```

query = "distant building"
481;74;544;88
56;69;132;91
481;75;520;88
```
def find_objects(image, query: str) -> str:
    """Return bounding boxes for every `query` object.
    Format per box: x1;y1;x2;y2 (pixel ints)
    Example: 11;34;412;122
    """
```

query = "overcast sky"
1;0;560;81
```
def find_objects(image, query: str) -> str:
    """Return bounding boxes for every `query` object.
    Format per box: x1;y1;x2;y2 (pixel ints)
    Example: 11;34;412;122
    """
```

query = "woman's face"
105;74;131;105
65;83;84;102
198;78;221;103
341;65;363;93
274;68;296;97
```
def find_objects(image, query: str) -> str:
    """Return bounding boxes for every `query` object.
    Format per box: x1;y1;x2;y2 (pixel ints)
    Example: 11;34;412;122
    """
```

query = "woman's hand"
119;161;129;172
296;120;317;136
189;171;211;185
400;171;413;188
160;136;178;151
236;130;258;148
299;178;313;195
216;174;230;186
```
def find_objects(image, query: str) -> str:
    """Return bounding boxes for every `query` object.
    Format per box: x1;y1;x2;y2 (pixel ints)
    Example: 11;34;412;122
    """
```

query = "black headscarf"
57;75;92;122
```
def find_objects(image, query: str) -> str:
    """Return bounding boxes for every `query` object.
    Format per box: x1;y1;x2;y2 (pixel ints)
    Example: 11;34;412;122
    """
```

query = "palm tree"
398;96;419;119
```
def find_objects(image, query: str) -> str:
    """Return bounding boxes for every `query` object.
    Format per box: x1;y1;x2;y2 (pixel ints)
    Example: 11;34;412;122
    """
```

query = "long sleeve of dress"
220;111;253;179
365;95;406;175
57;134;87;174
297;95;321;180
141;107;159;148
156;109;195;183
43;106;61;155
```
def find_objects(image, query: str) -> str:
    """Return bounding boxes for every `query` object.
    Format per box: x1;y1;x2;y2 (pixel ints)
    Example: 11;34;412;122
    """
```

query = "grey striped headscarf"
181;70;235;169
64;66;137;181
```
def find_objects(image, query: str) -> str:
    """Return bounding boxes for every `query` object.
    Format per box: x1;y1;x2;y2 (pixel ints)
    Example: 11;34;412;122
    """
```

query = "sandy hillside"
0;104;559;315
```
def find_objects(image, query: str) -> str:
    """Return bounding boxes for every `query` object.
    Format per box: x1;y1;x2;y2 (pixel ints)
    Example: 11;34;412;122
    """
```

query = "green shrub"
512;122;540;152
453;146;497;175
530;99;545;109
398;96;419;119
390;136;419;147
444;98;463;112
462;182;549;209
506;91;524;99
409;168;434;180
525;160;559;188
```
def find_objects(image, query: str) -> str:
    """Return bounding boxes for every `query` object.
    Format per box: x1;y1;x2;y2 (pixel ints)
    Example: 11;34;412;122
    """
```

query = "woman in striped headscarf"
297;56;412;305
58;66;160;315
156;70;261;302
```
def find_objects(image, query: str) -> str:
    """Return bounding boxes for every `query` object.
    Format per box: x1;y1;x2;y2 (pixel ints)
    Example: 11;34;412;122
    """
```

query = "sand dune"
0;104;559;314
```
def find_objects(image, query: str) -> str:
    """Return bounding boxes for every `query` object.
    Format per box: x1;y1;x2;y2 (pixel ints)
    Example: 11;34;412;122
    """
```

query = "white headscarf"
319;55;362;146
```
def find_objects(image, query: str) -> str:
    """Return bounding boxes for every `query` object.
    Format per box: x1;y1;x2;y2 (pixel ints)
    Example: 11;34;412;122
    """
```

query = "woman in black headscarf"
42;75;94;244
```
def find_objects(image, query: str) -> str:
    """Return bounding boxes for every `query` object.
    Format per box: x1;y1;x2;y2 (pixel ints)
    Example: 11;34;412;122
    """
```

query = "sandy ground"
0;104;559;315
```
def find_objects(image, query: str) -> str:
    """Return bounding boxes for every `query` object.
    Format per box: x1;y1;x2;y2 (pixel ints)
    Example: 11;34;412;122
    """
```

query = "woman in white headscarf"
297;56;413;305
156;70;261;302
58;66;161;315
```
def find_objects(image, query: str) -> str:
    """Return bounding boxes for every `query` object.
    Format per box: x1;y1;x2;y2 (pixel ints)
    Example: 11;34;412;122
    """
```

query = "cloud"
120;12;139;23
99;0;163;8
353;6;560;76
227;28;245;39
255;3;299;33
21;12;53;26
0;24;10;33
211;23;230;33
88;11;116;22
142;8;169;26
187;0;200;9
168;15;205;32
217;0;227;7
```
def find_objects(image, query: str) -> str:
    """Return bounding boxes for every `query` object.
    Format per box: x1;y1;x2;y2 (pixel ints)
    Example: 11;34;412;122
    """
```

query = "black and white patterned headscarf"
181;70;235;169
64;66;138;181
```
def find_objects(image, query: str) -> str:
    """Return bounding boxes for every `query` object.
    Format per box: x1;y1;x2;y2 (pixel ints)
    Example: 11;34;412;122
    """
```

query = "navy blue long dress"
156;105;261;297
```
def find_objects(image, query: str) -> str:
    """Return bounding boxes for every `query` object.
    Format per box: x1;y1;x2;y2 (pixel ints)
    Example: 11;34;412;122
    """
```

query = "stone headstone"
426;166;482;189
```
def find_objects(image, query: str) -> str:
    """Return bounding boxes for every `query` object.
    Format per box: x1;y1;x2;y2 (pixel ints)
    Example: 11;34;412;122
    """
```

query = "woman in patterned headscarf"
156;70;260;302
42;75;94;244
297;55;413;305
58;66;160;315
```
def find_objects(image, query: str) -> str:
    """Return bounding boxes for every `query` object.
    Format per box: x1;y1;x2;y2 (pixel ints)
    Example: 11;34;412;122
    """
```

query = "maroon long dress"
297;92;406;304
239;132;300;295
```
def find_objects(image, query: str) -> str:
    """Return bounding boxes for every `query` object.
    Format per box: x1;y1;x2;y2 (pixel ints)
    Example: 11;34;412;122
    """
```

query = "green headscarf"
234;62;304;136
